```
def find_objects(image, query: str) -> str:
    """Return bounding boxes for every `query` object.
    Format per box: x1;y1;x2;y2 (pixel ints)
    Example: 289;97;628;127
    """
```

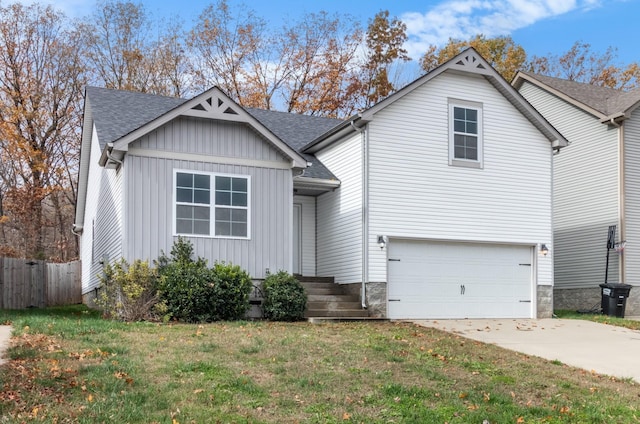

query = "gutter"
72;224;83;235
293;176;340;190
304;115;366;153
601;112;627;126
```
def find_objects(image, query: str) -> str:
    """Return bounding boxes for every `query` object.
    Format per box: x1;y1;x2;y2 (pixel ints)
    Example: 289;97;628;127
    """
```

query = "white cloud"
402;0;603;59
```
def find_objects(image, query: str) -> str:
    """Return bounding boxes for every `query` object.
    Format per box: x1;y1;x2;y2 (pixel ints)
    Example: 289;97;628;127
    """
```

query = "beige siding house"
76;48;566;319
513;72;640;315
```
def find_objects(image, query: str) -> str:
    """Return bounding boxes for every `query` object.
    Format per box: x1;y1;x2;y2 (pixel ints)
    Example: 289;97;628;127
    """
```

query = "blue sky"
50;0;638;67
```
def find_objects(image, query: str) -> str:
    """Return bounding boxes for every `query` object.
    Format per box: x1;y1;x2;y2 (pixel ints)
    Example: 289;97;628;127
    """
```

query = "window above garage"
449;99;483;169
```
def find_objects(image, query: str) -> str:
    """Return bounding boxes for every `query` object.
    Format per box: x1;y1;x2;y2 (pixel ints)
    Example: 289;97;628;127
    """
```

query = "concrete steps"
296;275;369;319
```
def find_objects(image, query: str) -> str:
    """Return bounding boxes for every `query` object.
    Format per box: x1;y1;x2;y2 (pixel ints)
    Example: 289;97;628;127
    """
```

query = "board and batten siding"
133;116;290;163
623;109;640;286
123;117;293;279
316;132;363;283
82;126;124;294
518;81;620;289
367;72;554;284
293;195;316;276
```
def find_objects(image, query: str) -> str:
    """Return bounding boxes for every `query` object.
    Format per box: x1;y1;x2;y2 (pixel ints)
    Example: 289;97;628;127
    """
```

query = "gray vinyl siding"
623;110;640;286
368;72;554;285
293;195;316;276
89;158;123;292
81;126;124;294
133;116;289;163
519;81;619;288
123;117;292;279
316;132;363;283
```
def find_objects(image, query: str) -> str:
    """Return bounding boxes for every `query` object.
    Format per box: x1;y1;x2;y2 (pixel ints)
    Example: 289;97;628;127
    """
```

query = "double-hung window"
449;100;483;168
174;170;250;238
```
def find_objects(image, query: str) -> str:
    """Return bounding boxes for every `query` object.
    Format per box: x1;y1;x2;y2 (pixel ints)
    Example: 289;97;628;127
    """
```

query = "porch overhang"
293;176;340;196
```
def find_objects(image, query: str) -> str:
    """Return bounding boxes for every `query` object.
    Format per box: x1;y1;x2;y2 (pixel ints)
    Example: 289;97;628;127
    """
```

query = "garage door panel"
388;240;533;319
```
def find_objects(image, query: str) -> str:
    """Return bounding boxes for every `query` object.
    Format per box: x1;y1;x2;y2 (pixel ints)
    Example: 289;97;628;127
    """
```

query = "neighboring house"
75;48;566;319
513;72;640;316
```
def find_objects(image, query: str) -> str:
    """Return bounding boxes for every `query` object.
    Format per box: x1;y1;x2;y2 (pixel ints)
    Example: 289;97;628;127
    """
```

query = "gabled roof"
100;86;307;169
305;48;568;153
512;71;640;122
84;86;339;179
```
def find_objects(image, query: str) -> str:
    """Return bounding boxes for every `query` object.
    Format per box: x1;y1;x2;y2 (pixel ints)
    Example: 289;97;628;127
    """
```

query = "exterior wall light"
377;235;387;250
540;244;549;256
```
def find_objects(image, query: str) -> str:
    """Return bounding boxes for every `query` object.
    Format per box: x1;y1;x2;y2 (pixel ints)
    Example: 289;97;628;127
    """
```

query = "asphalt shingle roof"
246;108;342;179
519;71;640;116
86;86;187;149
85;86;342;180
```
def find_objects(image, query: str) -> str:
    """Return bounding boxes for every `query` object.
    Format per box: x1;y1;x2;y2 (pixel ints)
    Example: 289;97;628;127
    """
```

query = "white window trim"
173;169;251;240
448;99;483;169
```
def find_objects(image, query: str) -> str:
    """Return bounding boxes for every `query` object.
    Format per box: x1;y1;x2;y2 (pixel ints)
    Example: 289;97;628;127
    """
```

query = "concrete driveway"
413;318;640;382
0;326;11;365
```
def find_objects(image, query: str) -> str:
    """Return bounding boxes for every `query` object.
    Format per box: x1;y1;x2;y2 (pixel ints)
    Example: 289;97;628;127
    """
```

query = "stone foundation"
537;285;553;318
364;282;387;317
82;289;100;309
554;286;639;317
343;282;554;319
342;282;387;317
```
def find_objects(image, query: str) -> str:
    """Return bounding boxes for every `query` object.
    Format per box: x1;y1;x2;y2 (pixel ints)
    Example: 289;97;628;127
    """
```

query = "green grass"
555;309;640;331
0;305;639;423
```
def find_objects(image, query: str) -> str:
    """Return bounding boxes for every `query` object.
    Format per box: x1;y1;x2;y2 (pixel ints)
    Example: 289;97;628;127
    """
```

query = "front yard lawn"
555;309;640;331
0;306;639;423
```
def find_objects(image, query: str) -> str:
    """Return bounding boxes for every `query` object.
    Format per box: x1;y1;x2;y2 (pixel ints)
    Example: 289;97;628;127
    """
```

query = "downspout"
351;120;368;309
106;150;123;167
617;121;626;283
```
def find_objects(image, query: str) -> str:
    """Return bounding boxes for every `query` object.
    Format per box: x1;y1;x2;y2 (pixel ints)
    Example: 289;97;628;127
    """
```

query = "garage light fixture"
377;235;387;250
540;244;549;256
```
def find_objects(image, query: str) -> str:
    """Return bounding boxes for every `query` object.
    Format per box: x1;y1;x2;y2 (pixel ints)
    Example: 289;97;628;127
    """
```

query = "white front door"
292;204;302;274
387;240;534;319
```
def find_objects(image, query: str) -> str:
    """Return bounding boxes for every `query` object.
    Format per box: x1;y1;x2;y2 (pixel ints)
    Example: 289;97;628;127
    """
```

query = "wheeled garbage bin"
599;283;633;318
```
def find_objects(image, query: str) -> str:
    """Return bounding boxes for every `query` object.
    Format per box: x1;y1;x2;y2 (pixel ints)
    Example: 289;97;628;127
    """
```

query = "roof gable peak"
183;91;244;121
449;50;491;75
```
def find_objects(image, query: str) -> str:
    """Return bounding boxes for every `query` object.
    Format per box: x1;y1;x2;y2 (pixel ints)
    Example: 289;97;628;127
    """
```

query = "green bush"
262;271;307;321
210;262;253;320
96;259;165;321
156;238;253;322
157;259;217;322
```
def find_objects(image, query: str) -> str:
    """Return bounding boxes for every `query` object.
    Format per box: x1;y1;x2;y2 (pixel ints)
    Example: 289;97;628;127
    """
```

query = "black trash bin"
599;283;633;318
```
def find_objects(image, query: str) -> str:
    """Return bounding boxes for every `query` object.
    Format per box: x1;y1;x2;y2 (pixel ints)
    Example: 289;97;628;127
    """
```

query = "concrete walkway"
0;326;11;365
413;318;640;382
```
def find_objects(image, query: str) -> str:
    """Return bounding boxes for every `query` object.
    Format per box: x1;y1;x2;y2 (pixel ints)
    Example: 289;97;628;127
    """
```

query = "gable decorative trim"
104;87;307;169
183;93;248;123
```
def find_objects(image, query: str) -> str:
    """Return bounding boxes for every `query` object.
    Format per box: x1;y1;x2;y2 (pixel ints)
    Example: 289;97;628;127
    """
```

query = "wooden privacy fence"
0;258;81;309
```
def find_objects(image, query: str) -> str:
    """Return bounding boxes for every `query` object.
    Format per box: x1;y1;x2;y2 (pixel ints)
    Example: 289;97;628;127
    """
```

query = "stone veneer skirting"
554;286;639;317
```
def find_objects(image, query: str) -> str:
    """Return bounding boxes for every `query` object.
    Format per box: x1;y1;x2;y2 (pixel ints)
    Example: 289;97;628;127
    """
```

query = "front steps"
296;276;370;319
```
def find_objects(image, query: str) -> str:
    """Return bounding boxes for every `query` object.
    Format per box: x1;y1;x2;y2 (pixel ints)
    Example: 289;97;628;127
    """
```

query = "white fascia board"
304;119;363;154
490;74;568;148
73;95;94;231
512;72;608;121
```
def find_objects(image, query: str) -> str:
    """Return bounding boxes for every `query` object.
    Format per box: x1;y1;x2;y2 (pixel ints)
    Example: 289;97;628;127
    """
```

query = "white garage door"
387;240;533;319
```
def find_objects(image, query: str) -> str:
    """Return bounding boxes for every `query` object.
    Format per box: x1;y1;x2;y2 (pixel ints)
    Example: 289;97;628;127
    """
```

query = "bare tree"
0;2;85;259
528;41;640;90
